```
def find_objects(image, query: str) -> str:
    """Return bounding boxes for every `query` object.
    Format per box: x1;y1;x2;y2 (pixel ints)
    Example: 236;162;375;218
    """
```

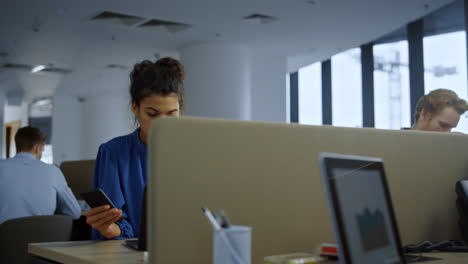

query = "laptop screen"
319;153;405;264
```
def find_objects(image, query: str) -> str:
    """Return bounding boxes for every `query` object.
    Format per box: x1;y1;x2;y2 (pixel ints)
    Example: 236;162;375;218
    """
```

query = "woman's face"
132;93;180;142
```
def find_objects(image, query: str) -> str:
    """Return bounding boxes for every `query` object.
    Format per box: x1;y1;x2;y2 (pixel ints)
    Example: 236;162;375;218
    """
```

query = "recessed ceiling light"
31;65;46;73
33;98;52;106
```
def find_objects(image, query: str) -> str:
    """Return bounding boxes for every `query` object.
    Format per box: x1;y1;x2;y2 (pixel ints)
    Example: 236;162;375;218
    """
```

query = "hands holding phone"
83;205;122;239
80;188;123;239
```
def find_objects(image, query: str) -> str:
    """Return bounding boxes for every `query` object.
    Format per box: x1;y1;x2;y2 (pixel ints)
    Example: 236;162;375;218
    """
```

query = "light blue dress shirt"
0;152;81;224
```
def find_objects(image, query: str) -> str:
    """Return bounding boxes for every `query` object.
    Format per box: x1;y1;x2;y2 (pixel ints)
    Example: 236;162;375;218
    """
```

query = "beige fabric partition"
60;160;95;199
148;117;468;264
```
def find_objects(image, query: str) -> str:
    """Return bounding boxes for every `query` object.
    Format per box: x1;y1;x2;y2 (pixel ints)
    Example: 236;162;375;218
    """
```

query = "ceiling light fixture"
33;98;52;106
31;65;46;73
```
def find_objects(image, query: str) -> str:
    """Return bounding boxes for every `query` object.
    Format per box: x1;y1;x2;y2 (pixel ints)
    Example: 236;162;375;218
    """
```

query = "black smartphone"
80;188;117;209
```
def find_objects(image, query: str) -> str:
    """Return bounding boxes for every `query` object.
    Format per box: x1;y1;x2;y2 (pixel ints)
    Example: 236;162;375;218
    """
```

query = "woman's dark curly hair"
130;57;185;110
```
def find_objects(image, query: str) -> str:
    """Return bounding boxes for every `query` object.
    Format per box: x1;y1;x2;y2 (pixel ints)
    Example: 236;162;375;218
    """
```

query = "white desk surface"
28;240;146;264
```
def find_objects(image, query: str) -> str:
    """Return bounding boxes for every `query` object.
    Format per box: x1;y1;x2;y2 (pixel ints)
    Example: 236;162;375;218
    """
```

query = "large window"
424;31;468;133
298;62;322;125
291;1;468;131
331;48;362;127
373;41;411;129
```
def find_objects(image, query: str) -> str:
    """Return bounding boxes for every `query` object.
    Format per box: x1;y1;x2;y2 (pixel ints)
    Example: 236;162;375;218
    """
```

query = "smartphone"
80;188;117;209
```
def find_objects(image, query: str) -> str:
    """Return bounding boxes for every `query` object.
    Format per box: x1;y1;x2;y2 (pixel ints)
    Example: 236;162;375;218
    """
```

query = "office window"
29;98;54;164
29;117;54;164
423;31;468;133
298;62;322;125
41;145;54;164
331;48;362;127
373;41;411;129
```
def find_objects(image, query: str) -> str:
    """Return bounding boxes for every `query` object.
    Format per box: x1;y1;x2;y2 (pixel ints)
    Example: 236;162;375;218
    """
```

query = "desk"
28;240;468;264
28;240;146;264
421;252;468;264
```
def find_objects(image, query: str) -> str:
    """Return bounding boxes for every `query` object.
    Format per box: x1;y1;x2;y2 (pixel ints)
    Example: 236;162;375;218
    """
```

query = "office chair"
0;215;73;264
71;215;91;241
60;159;96;199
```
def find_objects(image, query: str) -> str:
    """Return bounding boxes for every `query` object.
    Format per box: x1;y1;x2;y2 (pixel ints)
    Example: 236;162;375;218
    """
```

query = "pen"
202;207;246;264
202;207;221;230
219;210;231;228
211;211;222;226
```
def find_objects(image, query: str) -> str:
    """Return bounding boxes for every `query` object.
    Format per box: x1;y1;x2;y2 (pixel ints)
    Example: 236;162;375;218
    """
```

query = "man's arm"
54;167;81;219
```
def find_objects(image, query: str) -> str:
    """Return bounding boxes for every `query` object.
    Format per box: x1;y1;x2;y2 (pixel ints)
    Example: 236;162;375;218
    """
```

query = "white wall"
181;43;251;120
4;101;28;126
4;99;27;159
51;44;290;165
80;94;134;160
181;44;289;122
250;49;288;122
0;92;6;158
52;95;82;166
53;94;135;165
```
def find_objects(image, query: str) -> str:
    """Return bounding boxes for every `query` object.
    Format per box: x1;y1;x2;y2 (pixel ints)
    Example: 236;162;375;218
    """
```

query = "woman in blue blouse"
83;57;185;239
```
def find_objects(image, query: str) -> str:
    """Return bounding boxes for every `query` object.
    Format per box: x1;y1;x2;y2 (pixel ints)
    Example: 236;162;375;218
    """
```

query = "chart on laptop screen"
333;168;400;264
357;206;390;251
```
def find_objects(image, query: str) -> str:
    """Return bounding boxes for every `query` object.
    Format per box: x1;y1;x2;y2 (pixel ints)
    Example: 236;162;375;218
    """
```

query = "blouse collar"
133;127;147;152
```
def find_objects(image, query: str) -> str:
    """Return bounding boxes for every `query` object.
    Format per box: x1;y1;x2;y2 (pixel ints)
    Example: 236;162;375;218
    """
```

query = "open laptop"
319;152;407;264
124;185;147;251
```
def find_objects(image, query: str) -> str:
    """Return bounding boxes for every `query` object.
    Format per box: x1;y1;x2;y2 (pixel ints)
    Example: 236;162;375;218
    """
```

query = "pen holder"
213;225;251;264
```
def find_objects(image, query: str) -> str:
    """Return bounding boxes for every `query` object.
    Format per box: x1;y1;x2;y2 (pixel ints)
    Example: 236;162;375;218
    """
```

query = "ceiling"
0;0;456;102
375;0;464;44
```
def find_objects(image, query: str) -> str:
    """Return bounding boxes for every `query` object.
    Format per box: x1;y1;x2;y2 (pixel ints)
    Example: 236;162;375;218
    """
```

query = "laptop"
319;152;407;264
124;185;147;251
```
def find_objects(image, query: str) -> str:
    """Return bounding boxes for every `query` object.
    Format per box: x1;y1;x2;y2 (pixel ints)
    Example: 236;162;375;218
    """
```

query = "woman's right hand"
83;205;123;239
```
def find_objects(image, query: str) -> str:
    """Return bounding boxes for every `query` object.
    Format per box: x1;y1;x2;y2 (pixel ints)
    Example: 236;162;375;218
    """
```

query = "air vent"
91;11;146;26
138;19;191;33
106;64;129;70
2;63;29;69
42;67;72;74
243;13;277;24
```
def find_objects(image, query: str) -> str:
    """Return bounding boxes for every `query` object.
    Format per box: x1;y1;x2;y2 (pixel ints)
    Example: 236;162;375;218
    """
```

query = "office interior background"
0;0;465;165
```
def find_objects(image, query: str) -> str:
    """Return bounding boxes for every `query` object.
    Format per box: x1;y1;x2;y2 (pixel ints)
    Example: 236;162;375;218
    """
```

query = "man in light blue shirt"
0;126;81;224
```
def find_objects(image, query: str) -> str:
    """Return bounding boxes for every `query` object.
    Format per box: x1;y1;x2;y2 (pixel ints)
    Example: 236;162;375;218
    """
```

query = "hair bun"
131;60;155;83
129;57;185;109
155;57;185;82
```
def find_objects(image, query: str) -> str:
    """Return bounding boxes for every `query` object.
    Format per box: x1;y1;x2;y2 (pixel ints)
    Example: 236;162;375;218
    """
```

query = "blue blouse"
92;128;147;240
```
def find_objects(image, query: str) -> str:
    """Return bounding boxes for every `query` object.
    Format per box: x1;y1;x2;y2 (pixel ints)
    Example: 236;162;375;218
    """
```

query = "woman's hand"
83;205;123;239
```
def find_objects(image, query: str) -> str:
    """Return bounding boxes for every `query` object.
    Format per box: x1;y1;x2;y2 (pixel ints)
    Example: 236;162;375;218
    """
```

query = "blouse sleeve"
92;144;135;240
